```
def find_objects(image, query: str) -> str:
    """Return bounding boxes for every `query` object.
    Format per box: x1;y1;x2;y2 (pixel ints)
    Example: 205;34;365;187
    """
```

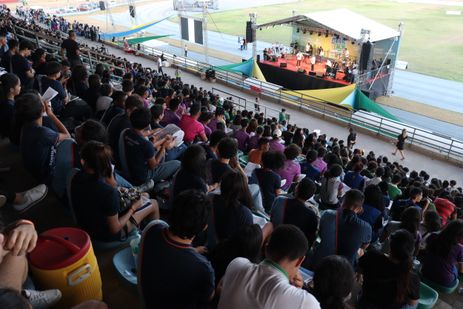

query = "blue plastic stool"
113;247;137;286
418;282;439;309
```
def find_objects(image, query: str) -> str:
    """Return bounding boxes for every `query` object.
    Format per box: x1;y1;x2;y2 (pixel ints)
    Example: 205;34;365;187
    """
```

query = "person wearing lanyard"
218;225;321;309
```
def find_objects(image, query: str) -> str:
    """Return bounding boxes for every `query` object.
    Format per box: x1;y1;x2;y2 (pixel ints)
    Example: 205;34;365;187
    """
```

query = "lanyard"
263;259;289;280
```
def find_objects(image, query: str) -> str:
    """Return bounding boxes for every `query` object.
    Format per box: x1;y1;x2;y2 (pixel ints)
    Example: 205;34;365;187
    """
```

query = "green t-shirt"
388;184;402;200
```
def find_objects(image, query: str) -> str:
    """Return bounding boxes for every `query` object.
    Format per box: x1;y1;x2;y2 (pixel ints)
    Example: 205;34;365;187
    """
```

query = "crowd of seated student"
2;6;463;308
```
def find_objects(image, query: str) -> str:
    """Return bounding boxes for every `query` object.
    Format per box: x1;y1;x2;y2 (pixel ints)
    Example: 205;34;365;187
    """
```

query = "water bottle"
130;232;141;269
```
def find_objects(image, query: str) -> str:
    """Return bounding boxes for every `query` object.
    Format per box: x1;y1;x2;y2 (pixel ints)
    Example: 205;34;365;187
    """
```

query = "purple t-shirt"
269;139;285;152
234;130;250;152
208;118;219;132
312;158;327;174
203;123;212;137
248;134;260;150
277;160;301;190
422;235;463;286
160;109;181;127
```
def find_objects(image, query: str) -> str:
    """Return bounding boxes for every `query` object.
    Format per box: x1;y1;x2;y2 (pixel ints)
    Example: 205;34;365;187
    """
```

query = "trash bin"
28;228;103;309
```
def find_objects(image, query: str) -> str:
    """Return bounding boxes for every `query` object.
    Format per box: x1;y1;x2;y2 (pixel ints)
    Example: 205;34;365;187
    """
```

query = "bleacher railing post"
448;140;454;159
377;118;383;134
410;128;416;145
87;50;93;70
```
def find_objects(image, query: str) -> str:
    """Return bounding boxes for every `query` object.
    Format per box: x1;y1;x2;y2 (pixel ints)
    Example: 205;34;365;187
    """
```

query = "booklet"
151;124;184;147
42;87;59;102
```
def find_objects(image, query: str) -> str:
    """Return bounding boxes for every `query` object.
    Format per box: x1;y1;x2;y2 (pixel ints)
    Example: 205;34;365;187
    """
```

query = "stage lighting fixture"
309;31;313;35
303;29;306;34
296;28;300;33
318;32;321;36
351;41;355;45
259;27;262;31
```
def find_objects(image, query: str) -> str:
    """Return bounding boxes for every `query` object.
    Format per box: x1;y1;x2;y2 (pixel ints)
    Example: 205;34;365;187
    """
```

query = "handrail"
11;21;463;163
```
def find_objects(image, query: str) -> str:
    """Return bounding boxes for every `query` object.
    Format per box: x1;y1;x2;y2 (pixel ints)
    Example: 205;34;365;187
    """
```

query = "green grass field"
176;0;463;82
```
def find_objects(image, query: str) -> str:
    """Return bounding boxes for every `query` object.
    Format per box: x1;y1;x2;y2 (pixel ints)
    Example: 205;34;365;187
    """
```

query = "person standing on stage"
310;55;316;72
305;42;312;55
392;128;408;160
184;44;188;57
296;50;303;68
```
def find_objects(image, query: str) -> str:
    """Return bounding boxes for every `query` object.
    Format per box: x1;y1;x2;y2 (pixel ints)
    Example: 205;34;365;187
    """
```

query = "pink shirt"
180;114;205;143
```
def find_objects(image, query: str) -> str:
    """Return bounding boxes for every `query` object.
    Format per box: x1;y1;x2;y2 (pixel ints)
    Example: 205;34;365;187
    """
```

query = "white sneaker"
14;184;48;213
23;289;62;309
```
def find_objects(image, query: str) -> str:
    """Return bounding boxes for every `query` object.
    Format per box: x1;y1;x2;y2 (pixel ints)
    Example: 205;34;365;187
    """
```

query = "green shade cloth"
126;35;172;45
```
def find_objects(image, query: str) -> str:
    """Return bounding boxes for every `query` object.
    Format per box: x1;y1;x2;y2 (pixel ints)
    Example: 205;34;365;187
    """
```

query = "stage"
257;55;351;90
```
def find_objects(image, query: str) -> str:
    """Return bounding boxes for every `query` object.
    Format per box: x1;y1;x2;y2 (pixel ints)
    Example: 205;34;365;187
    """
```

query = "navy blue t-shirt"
71;171;121;241
390;199;420;221
11;54;33;89
140;221;215;309
271;198;318;241
252;168;281;212
300;161;321;182
207;159;232;184
20;123;59;182
101;105;124;127
173;168;208;196
123;129;155;184
212;195;253;241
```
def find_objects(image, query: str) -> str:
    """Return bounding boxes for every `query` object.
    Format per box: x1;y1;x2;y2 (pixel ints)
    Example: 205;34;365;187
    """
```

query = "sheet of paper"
42;87;59;102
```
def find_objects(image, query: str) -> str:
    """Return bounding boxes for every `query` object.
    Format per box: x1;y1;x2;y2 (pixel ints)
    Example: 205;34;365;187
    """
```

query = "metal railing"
11;23;463;163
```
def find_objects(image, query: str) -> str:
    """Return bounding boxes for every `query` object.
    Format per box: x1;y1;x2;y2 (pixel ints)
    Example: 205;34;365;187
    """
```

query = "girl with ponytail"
313;255;355;309
359;229;420;308
0;73;20;137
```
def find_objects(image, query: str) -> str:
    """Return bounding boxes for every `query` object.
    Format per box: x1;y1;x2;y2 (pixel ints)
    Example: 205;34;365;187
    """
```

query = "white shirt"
218;258;320;309
296;52;303;61
310;56;316;65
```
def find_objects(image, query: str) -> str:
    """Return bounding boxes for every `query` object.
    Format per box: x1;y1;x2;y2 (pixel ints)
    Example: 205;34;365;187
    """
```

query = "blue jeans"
146;160;180;183
165;144;187;161
52;139;76;197
115;172;133;188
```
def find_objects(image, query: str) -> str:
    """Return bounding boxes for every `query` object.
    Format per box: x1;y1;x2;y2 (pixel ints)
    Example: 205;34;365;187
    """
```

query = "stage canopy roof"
257;8;400;42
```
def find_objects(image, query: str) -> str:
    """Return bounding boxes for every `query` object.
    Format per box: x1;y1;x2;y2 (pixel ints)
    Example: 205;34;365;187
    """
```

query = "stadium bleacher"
1;5;463;309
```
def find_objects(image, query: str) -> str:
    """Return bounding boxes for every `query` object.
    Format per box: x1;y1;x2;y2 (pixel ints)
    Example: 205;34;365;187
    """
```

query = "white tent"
304;9;399;42
257;8;400;42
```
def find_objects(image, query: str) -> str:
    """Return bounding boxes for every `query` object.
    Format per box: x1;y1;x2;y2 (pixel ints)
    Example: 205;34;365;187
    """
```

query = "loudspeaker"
280;62;287;68
308;71;316;76
360;41;373;71
297;68;306;73
256;55;260;62
129;5;135;18
246;21;255;43
99;1;105;10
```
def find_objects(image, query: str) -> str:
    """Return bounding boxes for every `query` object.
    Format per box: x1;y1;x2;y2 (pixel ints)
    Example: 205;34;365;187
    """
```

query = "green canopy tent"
126;35;172;45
